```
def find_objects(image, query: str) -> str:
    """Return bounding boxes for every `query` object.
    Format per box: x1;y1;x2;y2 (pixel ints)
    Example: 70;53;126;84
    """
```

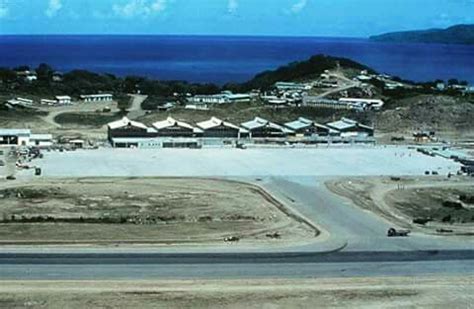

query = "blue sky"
0;0;473;36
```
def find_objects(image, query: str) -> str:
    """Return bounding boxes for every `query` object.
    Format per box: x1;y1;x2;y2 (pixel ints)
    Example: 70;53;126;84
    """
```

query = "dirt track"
0;177;316;245
326;176;474;235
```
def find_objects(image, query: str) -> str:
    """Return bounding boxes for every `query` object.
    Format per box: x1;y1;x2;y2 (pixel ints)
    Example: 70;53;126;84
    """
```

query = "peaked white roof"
285;117;314;130
241;117;293;133
326;117;373;131
152;117;203;133
0;129;31;136
152;117;195;130
197;117;240;130
107;117;148;130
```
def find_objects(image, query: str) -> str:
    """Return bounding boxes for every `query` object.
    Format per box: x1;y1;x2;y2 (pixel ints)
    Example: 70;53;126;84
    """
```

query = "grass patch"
54;112;122;127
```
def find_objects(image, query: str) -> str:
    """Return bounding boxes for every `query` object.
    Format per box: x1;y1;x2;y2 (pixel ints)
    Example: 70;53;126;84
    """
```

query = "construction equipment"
387;228;411;237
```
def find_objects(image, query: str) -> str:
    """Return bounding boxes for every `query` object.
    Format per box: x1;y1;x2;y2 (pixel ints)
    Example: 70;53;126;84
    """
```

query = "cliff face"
370;24;474;45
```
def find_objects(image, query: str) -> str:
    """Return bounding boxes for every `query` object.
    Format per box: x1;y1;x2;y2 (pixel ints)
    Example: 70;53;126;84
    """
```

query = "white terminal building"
55;96;72;105
80;94;114;102
188;91;251;105
0;129;53;147
275;82;312;91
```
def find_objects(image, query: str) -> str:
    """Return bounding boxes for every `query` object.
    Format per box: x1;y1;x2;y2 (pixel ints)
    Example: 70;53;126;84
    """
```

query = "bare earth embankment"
327;176;474;235
0;277;472;309
0;177;316;245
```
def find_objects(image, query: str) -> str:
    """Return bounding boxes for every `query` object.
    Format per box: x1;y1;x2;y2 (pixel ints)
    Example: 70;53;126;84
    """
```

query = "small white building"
16;97;34;105
185;104;210;111
222;91;251;103
189;94;229;104
275;82;312;91
55;96;72;105
0;129;31;146
16;71;37;82
29;134;54;148
338;98;384;110
41;99;58;106
80;94;114;102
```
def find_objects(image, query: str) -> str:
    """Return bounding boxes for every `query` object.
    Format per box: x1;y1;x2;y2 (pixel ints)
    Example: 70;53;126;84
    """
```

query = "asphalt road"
0;251;473;280
261;176;474;252
2;250;474;264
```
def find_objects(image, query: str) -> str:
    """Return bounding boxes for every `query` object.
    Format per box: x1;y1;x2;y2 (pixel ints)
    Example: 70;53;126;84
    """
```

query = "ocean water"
0;35;473;85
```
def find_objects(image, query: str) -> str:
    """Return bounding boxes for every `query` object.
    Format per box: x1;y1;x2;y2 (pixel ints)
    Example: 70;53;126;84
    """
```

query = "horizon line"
0;33;368;39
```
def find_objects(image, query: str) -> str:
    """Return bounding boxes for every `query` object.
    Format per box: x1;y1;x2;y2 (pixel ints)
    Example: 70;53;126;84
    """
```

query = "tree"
448;78;459;86
0;68;17;82
13;65;30;72
36;63;54;81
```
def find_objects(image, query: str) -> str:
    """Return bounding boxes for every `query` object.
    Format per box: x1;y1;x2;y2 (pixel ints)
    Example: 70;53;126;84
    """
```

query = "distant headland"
370;24;474;45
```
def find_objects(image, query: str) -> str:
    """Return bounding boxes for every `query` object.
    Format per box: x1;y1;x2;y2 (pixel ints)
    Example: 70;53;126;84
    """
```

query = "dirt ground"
0;177;316;245
326;176;474;235
0;277;472;308
376;95;474;141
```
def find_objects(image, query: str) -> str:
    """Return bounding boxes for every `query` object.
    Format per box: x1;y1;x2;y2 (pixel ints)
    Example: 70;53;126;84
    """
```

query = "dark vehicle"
437;228;453;233
224;236;240;242
387;228;411;237
236;142;247;149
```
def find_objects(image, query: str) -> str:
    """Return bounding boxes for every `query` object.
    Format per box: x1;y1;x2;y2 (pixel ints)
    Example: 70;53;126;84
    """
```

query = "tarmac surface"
33;146;459;177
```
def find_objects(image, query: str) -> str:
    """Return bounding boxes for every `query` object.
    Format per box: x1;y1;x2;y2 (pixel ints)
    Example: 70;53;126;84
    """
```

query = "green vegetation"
54;112;122;127
115;93;132;111
0;64;220;100
0;104;48;118
370;24;474;45
0;55;376;99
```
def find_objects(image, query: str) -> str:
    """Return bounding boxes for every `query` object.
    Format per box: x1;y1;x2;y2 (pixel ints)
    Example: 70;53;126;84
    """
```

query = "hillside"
233;54;375;91
1;55;373;98
376;95;474;139
370;24;474;45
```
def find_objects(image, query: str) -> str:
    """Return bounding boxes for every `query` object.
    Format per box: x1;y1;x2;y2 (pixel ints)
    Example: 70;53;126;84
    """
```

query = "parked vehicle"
387;228;411;237
224;236;240;242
